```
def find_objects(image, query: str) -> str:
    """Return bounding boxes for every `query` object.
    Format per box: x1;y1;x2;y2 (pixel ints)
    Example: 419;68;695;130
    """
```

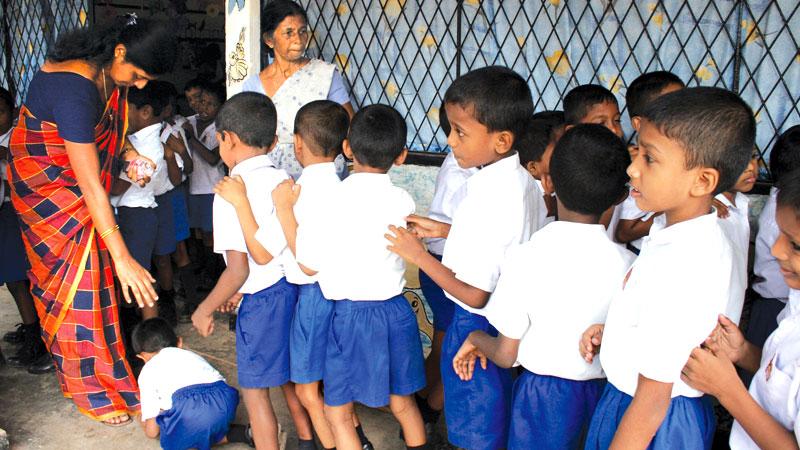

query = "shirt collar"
715;192;749;210
785;289;800;319
477;152;520;174
131;123;163;141
231;154;274;176
298;162;336;181
646;210;719;246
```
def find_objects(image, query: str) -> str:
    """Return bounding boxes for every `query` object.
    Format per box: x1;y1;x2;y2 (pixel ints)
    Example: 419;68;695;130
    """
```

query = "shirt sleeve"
51;79;101;143
295;190;338;272
487;245;532;338
212;194;247;254
327;70;351;105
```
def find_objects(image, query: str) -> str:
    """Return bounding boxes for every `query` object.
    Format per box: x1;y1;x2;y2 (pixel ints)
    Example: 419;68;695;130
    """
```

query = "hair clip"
125;12;138;26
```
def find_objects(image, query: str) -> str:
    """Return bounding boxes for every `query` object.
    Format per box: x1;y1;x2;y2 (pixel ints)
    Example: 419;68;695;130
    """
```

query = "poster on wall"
225;0;260;97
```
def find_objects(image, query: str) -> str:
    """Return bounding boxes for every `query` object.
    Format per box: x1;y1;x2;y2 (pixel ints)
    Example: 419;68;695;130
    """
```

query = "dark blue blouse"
24;71;102;144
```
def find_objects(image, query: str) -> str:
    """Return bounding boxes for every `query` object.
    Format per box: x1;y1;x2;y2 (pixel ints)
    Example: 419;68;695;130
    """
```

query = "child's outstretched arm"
615;215;657;244
182;122;220;165
386;225;491;308
214;176;275;265
271;180;301;256
609;375;672;449
191;250;249;337
682;346;800;450
703;314;761;373
452;330;520;381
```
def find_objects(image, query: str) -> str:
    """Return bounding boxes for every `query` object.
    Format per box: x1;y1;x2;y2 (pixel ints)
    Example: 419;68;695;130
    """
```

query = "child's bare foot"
102;414;132;427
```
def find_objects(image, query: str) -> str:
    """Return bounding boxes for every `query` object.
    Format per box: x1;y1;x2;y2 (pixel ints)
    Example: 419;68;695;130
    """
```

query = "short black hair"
48;16;177;76
625;71;685;118
563;84;619;125
261;0;308;57
216;92;278;149
128;82;167;117
777;168;800;218
770;125;800;184
517;117;555;166
439;101;451;137
0;86;13;111
201;82;227;105
550;124;631;216
443;66;533;140
131;318;178;354
184;77;206;93
348;104;407;171
532;110;565;125
641;87;755;195
294;100;349;158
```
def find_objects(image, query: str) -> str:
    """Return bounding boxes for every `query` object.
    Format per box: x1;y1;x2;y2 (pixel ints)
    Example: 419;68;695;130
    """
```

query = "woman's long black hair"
47;14;177;76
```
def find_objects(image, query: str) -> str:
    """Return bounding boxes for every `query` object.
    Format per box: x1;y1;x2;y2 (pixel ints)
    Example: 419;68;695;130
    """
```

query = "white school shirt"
186;115;224;195
488;221;635;380
315;172;415;301
425;152;477;256
753;187;790;301
277;162;341;285
442;152;544;316
617;191;655;250
138;347;225;421
717;192;750;324
213;155;288;294
533;178;555;226
158;118;188;185
110;123;162;209
0;128;11;202
130;122;174;198
601;211;735;398
730;289;800;448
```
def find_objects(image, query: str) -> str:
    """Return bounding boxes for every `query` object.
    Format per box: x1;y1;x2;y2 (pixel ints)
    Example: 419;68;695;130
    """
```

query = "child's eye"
644;154;654;164
792;241;800;252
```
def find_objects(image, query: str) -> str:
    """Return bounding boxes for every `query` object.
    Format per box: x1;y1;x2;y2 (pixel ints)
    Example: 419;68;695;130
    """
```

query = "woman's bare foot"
103;414;132;427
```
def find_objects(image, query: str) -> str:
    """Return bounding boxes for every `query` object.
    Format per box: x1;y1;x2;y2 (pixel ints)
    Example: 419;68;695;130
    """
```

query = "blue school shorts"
419;252;454;332
585;383;715;450
188;193;214;233
290;282;334;384
154;191;178;256
508;370;605;450
156;380;239;450
236;278;298;389
323;294;426;408
0;202;30;284
116;206;157;271
170;184;190;242
442;306;513;450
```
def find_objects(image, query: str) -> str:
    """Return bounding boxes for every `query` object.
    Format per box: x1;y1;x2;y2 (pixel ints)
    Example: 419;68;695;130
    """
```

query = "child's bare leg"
295;381;335;447
425;330;446;411
281;382;314;440
242;387;279;450
324;403;361;450
390;394;426;447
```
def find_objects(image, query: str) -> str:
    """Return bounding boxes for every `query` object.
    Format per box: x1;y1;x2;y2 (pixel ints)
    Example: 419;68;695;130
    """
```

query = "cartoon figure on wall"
228;27;249;85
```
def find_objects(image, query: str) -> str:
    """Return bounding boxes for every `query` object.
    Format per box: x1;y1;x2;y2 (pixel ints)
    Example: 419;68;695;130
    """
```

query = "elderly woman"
242;0;354;179
7;15;174;426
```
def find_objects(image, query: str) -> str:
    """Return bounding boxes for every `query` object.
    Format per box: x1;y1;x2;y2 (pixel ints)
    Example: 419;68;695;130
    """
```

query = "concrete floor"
0;288;405;450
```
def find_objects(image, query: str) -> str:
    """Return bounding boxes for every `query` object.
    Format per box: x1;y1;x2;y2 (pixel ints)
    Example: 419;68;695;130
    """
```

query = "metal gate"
300;0;799;176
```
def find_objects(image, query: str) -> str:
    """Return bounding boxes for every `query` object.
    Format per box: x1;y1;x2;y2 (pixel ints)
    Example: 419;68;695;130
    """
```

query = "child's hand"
681;346;742;398
272;179;301;211
191;308;215;337
452;336;487;381
385;225;427;265
712;198;730;218
579;324;604;363
181;121;196;138
405;214;451;239
165;134;186;156
704;314;747;364
216;293;242;313
214;176;248;208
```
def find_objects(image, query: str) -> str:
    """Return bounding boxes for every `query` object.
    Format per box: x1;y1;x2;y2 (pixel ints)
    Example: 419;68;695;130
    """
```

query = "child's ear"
691;167;720;198
631;116;641;132
541;172;555;196
176;337;183;349
394;148;408;166
216;131;225;142
342;139;354;161
494;131;514;155
526;160;541;179
293;134;303;161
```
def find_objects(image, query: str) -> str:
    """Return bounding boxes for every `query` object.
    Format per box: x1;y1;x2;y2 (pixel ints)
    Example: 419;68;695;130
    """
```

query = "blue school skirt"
442;306;512;450
154;191;178;256
236;278;298;388
508;370;605;450
290;282;335;384
323;294;426;407
585;383;715;450
156;380;239;450
419;252;454;332
0;201;29;284
116;206;157;271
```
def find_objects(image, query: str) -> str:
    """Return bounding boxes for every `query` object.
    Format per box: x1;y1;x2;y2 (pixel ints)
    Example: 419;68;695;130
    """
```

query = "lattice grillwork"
0;0;89;106
282;1;799;176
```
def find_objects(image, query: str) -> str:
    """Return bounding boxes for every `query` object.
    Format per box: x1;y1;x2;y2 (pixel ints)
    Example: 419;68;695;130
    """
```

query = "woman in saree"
241;0;355;180
7;15;175;426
